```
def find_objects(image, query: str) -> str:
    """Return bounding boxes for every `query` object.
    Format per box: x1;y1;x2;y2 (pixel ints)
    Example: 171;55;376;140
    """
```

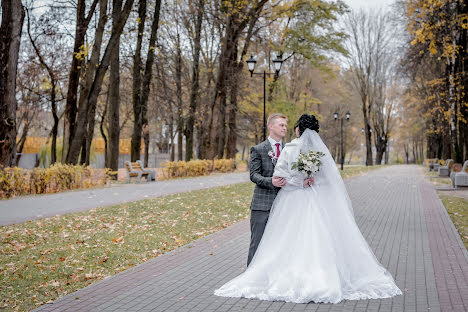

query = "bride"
214;114;402;304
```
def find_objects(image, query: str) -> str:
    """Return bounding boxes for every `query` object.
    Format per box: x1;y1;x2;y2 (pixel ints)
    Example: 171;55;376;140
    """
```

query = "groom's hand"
272;176;286;187
303;177;314;187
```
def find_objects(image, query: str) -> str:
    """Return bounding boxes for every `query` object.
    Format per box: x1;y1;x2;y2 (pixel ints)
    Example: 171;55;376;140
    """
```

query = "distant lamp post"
272;54;284;73
246;56;257;77
246;54;284;141
334;111;351;171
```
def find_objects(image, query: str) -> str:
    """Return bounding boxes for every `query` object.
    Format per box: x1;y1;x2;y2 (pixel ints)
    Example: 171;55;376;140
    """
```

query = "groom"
247;113;313;266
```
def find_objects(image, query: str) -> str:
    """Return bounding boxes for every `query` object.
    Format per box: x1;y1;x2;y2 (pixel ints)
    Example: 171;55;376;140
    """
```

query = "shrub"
213;159;236;172
0;164;108;199
164;159;211;178
163;158;236;178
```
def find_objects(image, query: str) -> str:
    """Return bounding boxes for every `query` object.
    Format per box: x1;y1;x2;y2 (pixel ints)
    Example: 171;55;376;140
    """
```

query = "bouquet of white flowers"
291;150;326;178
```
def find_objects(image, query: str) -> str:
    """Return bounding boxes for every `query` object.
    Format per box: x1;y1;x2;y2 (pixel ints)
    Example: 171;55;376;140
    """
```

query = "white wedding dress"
214;129;402;304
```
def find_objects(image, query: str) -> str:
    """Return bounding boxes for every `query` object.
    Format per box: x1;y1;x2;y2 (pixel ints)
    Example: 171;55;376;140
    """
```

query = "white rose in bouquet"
291;150;325;178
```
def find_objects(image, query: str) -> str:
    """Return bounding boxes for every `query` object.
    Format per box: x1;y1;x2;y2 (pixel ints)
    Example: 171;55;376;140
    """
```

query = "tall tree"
344;10;393;165
62;0;99;162
175;32;184;161
184;0;204;161
108;0;122;173
0;0;25;167
66;0;135;164
131;0;162;164
226;13;259;159
205;0;268;160
404;0;467;162
26;8;61;164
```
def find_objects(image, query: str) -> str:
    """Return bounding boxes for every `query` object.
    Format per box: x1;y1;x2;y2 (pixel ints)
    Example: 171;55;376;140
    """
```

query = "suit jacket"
249;139;284;211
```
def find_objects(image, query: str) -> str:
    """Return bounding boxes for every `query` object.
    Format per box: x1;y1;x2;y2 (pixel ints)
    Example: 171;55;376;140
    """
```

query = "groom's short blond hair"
267;113;287;127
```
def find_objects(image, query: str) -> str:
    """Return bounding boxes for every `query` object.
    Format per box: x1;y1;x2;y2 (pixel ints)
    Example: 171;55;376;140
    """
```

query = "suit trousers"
247;209;270;266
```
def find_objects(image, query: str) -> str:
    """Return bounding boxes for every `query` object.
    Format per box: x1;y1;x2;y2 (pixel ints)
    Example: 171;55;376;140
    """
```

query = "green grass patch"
0;183;254;311
439;194;468;250
0;166;380;311
425;168;453;185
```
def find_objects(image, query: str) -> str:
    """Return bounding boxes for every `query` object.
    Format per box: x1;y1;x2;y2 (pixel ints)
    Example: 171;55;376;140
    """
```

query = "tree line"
399;0;468;163
2;0;357;171
3;0;457;171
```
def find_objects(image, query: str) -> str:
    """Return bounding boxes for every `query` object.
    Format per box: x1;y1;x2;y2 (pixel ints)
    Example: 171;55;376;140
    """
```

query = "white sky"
343;0;395;11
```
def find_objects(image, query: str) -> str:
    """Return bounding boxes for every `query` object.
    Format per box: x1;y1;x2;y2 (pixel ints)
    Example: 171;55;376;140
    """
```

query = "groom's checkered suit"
247;139;283;266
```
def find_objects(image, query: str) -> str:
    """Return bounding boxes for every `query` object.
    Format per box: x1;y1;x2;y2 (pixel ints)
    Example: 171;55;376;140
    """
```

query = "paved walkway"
0;172;249;226
34;165;468;312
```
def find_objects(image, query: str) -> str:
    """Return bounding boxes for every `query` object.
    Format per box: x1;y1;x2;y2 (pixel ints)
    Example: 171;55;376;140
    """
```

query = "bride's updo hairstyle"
294;114;320;135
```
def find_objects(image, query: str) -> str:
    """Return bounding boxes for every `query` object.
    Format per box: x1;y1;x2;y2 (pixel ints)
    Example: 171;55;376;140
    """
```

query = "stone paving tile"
33;165;468;312
421;179;468;311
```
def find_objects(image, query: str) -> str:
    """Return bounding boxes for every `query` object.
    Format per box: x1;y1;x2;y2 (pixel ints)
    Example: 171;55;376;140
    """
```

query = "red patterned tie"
275;143;280;157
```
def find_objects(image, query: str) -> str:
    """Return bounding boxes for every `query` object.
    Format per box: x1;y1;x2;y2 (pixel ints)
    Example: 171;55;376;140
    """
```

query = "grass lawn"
0;165;382;311
439;194;468;250
425;168;453;186
1;183;254;311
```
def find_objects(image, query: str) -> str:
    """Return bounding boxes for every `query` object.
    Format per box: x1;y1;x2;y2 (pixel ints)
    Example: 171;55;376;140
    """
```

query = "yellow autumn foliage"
163;158;236;178
0;164;108;199
20;137;143;154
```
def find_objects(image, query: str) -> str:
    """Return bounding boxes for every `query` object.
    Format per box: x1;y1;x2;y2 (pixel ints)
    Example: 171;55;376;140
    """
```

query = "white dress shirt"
268;136;283;156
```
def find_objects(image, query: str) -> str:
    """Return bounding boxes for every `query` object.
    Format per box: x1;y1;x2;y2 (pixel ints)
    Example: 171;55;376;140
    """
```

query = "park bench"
438;159;453;177
428;158;439;172
450;160;468;188
136;160;156;181
125;161;151;183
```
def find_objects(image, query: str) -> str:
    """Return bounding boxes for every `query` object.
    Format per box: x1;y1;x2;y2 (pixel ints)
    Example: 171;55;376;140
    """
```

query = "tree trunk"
79;136;87;165
375;144;385;165
206;28;233;160
141;0;162;166
226;79;238;159
50;80;59;164
62;0;99;162
131;0;162;164
226;13;260;160
364;120;373;166
15;111;35;166
404;144;409;164
108;0;122;174
100;94;109;168
130;0;146;162
184;0;204;161
175;33;184;161
0;0;24;167
225;45;240;159
83;0;109;166
169;119;175;161
374;132;386;165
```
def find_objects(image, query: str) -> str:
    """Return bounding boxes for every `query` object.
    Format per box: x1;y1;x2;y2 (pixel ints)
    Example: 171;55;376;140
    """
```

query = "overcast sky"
343;0;395;11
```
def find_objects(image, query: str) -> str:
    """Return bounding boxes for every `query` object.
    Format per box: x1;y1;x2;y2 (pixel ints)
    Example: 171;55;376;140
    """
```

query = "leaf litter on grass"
0;182;254;312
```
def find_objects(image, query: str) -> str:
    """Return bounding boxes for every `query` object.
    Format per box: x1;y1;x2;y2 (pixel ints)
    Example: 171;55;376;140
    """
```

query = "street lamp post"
334;111;350;171
246;54;284;141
